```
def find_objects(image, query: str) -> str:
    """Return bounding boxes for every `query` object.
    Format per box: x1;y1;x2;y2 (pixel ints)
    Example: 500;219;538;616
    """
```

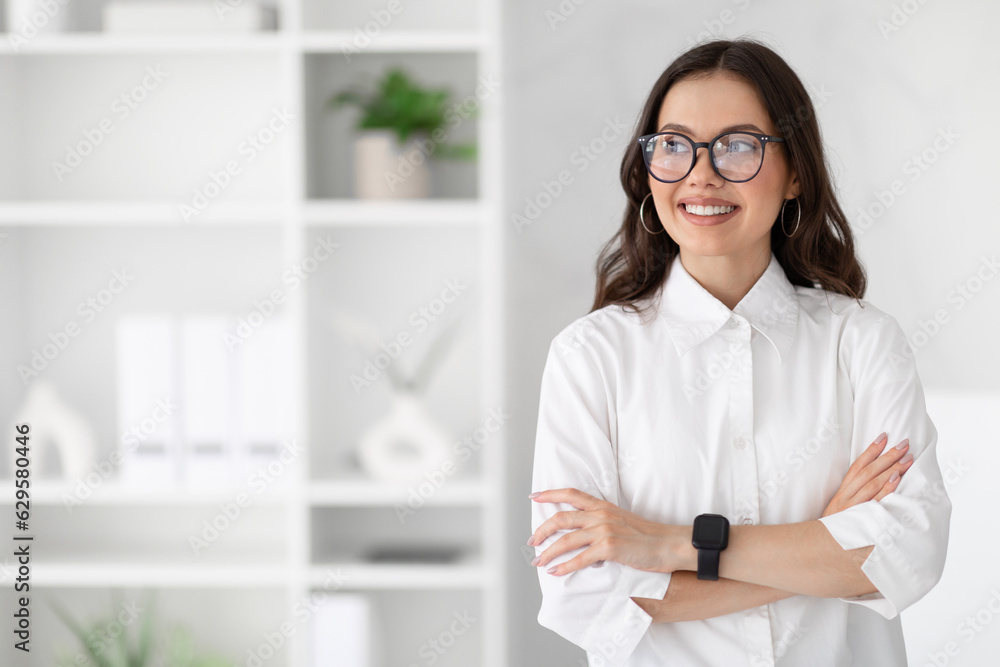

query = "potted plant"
50;591;236;667
327;67;476;199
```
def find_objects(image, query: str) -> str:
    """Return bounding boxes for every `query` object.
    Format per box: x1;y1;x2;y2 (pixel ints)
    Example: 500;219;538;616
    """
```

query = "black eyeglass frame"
637;131;786;183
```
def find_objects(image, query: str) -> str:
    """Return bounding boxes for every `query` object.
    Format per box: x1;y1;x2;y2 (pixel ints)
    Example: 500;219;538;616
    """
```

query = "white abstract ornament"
328;308;463;484
11;380;96;481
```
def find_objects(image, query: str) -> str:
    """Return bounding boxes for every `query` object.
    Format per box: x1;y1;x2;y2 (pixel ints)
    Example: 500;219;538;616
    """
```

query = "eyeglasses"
637;131;785;183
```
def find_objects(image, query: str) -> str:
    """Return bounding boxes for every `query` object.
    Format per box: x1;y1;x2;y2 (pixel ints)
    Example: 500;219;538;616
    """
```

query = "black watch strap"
697;546;721;581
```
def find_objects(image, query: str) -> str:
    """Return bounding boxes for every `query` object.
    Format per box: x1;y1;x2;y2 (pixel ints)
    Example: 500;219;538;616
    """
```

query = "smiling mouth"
682;203;737;216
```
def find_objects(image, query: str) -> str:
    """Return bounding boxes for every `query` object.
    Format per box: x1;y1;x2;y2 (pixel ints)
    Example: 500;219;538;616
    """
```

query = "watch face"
693;515;729;549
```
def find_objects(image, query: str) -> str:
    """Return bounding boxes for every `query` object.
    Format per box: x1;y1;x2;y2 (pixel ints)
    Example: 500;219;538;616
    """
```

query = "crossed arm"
530;431;913;624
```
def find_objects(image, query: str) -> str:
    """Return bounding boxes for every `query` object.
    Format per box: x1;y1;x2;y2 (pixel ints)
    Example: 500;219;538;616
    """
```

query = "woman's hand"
822;431;914;517
527;488;686;576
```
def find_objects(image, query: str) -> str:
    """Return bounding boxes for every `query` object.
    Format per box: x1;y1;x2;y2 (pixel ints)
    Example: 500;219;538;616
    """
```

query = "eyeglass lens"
644;133;765;182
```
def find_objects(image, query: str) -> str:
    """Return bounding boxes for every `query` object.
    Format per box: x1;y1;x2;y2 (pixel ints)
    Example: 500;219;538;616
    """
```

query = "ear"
785;167;802;199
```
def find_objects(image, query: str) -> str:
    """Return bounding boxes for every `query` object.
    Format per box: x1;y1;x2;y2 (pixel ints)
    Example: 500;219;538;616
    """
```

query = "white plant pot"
353;129;431;199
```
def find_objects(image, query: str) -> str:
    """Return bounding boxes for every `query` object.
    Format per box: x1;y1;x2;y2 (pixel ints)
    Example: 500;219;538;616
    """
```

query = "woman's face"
649;72;800;262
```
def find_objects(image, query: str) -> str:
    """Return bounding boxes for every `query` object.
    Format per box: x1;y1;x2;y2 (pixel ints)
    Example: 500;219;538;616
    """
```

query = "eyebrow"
657;122;767;135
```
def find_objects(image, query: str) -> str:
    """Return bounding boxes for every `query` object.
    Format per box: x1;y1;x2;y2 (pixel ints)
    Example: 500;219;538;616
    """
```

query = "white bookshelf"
0;0;506;665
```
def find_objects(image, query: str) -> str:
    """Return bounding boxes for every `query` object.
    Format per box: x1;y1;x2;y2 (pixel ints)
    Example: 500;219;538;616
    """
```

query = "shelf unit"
0;1;505;665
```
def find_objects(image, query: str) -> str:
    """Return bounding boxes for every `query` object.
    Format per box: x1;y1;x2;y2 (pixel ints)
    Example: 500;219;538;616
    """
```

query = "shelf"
0;30;486;56
308;477;485;506
304;198;481;225
0;481;291;506
0;200;286;225
301;30;484;53
28;562;289;587
309;561;489;589
0;32;285;55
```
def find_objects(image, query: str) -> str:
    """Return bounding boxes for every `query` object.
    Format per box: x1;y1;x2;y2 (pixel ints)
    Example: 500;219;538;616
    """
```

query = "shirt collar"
655;251;799;364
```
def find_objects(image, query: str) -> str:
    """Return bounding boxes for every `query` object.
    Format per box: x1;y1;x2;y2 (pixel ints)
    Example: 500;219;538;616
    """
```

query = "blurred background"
0;0;996;665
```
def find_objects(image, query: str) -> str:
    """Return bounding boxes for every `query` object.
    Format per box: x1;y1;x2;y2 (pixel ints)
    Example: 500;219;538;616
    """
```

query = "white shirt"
530;250;952;667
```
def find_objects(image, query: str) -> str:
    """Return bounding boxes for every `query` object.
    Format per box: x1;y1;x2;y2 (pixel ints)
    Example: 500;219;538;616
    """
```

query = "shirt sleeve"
530;332;672;666
817;305;952;619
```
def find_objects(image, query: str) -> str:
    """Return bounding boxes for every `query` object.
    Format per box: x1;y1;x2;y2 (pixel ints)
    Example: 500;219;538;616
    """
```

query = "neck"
678;247;771;311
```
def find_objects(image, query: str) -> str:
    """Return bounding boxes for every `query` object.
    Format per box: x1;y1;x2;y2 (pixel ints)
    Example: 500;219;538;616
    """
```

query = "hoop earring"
781;198;801;237
639;192;663;235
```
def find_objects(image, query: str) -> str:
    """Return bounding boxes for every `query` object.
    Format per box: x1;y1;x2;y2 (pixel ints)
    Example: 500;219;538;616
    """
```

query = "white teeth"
684;204;735;216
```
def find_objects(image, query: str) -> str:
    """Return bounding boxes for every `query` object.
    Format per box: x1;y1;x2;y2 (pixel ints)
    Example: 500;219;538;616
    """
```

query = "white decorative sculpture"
10;380;97;481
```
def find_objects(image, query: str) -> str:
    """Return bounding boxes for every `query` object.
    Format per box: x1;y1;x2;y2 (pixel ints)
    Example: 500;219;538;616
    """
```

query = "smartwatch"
692;513;730;581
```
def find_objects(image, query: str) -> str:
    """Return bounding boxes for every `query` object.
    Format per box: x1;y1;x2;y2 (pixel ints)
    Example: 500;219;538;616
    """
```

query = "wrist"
669;524;698;572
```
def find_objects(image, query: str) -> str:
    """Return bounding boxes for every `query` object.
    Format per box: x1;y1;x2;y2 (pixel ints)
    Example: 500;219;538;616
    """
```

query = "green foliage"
49;591;236;667
327;67;477;159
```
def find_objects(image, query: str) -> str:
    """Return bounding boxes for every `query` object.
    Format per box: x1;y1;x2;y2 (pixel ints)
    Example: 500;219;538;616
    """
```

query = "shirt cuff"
817;500;909;619
583;564;671;667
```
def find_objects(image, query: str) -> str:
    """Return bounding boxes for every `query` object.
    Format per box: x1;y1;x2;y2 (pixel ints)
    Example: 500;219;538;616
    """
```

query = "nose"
687;145;724;186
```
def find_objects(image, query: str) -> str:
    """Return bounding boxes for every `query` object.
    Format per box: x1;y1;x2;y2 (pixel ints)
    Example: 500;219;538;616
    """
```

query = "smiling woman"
529;38;951;667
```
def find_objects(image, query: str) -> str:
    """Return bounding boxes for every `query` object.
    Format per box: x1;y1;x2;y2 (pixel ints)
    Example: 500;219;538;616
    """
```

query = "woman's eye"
661;140;689;154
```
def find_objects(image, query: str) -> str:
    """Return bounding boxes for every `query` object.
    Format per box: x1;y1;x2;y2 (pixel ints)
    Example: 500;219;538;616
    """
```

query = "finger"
530;508;595;547
530;487;606;511
843;438;909;498
848;431;889;474
858;451;912;503
532;529;594;569
873;470;903;502
544;544;605;577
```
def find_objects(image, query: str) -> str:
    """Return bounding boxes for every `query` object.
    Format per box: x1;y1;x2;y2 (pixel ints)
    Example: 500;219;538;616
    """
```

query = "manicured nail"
889;471;900;484
530;556;540;566
527;535;535;546
900;452;913;465
529;492;541;499
547;566;558;575
895;438;909;450
875;431;887;445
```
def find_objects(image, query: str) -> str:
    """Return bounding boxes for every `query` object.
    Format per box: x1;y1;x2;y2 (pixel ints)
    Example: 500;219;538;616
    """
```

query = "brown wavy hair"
591;38;866;316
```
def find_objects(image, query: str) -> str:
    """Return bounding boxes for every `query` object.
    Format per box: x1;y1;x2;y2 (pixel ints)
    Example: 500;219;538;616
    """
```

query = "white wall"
503;0;1000;664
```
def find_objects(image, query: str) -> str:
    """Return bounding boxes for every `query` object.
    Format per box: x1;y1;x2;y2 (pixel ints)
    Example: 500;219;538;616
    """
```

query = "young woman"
528;39;951;666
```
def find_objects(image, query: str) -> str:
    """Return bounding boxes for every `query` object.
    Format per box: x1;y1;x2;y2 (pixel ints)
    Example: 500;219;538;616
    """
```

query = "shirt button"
734;437;748;449
743;518;754;525
727;318;739;329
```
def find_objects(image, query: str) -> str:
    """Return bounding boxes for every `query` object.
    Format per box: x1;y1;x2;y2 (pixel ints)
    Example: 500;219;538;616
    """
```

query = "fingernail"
526;536;535;546
547;566;558;575
529;492;541;499
889;471;900;484
530;556;540;566
900;452;913;465
875;431;887;445
895;438;909;450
